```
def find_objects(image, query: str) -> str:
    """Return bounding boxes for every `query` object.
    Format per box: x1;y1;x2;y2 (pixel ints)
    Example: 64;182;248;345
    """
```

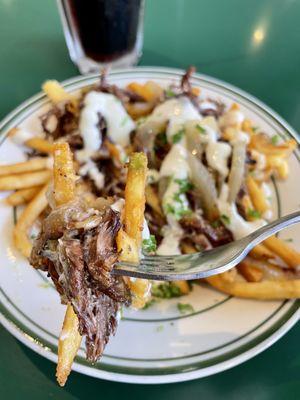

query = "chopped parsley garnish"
172;129;185;144
196;124;206;134
247;209;261;219
174;178;194;193
152;283;182;299
177;303;195;314
142;235;157;254
271;135;280;145
156;325;164;332
220;214;231;225
165;88;176;98
164;203;192;219
284;238;294;243
142;298;157;310
211;219;221;228
252;126;258;132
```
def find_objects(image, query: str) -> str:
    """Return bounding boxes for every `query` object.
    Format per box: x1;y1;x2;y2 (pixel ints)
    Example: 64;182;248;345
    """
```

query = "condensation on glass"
57;0;145;74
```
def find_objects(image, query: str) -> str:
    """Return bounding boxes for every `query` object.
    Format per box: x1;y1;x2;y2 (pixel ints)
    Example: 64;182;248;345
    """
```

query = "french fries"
246;176;269;214
13;184;49;258
249;133;297;156
117;153;151;308
26;137;54;154
264;236;300;269
207;273;300;299
0;170;51;190
56;304;82;387
237;259;263;282
6;186;42;206
0;157;51;176
53;143;76;206
8;128;53;154
249;244;274;260
52;142;82;386
42;80;75;104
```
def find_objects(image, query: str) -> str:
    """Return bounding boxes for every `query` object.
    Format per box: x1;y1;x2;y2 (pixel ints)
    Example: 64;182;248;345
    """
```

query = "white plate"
0;67;299;384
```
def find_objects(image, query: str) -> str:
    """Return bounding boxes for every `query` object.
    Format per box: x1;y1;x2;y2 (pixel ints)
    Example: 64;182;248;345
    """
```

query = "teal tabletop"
0;0;299;398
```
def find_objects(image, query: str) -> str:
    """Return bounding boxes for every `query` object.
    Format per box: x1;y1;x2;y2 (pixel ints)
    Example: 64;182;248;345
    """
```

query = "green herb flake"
247;209;262;219
284;238;294;243
220;214;231;225
211;220;221;228
152;283;182;299
177;303;195;315
165;88;176;98
142;298;157;310
172;129;185;144
156;325;164;332
196;124;206;134
271;135;280;145
252;126;259;132
142;235;157;254
174;178;194;193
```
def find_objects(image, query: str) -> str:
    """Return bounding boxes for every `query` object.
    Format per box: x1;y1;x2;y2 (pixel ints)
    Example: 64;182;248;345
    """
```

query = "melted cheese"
159;144;190;180
79;91;135;158
219;109;245;129
79;160;105;190
206;141;232;176
156;223;182;255
217;184;266;239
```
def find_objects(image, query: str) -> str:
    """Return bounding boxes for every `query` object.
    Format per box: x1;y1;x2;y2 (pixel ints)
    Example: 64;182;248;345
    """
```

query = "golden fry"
0;157;50;176
56;304;82;387
53;143;76;206
53;142;81;386
26;137;54;154
42;80;75;104
249;133;296;156
207;274;300;299
238;259;263;282
0;170;51;190
6;186;42;206
246;176;269;213
13;184;49;258
249;244;275;260
264;236;300;269
117;152;151;309
173;280;190;295
124;152;147;244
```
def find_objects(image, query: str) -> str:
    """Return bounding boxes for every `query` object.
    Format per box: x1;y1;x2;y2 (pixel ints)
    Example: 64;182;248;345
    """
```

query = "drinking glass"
57;0;145;74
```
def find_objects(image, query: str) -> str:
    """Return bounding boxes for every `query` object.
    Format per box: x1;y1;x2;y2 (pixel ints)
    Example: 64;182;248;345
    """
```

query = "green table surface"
0;0;299;398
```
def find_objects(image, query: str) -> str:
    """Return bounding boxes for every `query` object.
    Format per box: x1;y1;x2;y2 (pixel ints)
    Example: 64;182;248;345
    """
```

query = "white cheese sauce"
217;184;266;240
156;222;183;255
159;144;190;180
79;160;105;190
219;109;245;129
79;91;135;160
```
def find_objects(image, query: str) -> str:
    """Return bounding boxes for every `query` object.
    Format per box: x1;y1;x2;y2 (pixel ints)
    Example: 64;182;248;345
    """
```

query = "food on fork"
1;67;300;384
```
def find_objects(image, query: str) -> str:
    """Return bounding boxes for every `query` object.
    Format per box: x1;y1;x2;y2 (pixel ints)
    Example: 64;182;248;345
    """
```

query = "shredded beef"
30;200;130;362
180;214;233;248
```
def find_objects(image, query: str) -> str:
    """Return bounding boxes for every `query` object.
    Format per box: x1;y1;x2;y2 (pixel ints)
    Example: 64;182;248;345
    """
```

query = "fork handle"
244;211;300;249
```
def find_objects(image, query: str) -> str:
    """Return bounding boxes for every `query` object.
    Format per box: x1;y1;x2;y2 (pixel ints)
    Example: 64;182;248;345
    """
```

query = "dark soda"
63;0;142;63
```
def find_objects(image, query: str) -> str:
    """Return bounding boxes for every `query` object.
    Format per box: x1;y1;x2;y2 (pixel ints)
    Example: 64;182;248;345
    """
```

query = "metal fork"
113;211;300;281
